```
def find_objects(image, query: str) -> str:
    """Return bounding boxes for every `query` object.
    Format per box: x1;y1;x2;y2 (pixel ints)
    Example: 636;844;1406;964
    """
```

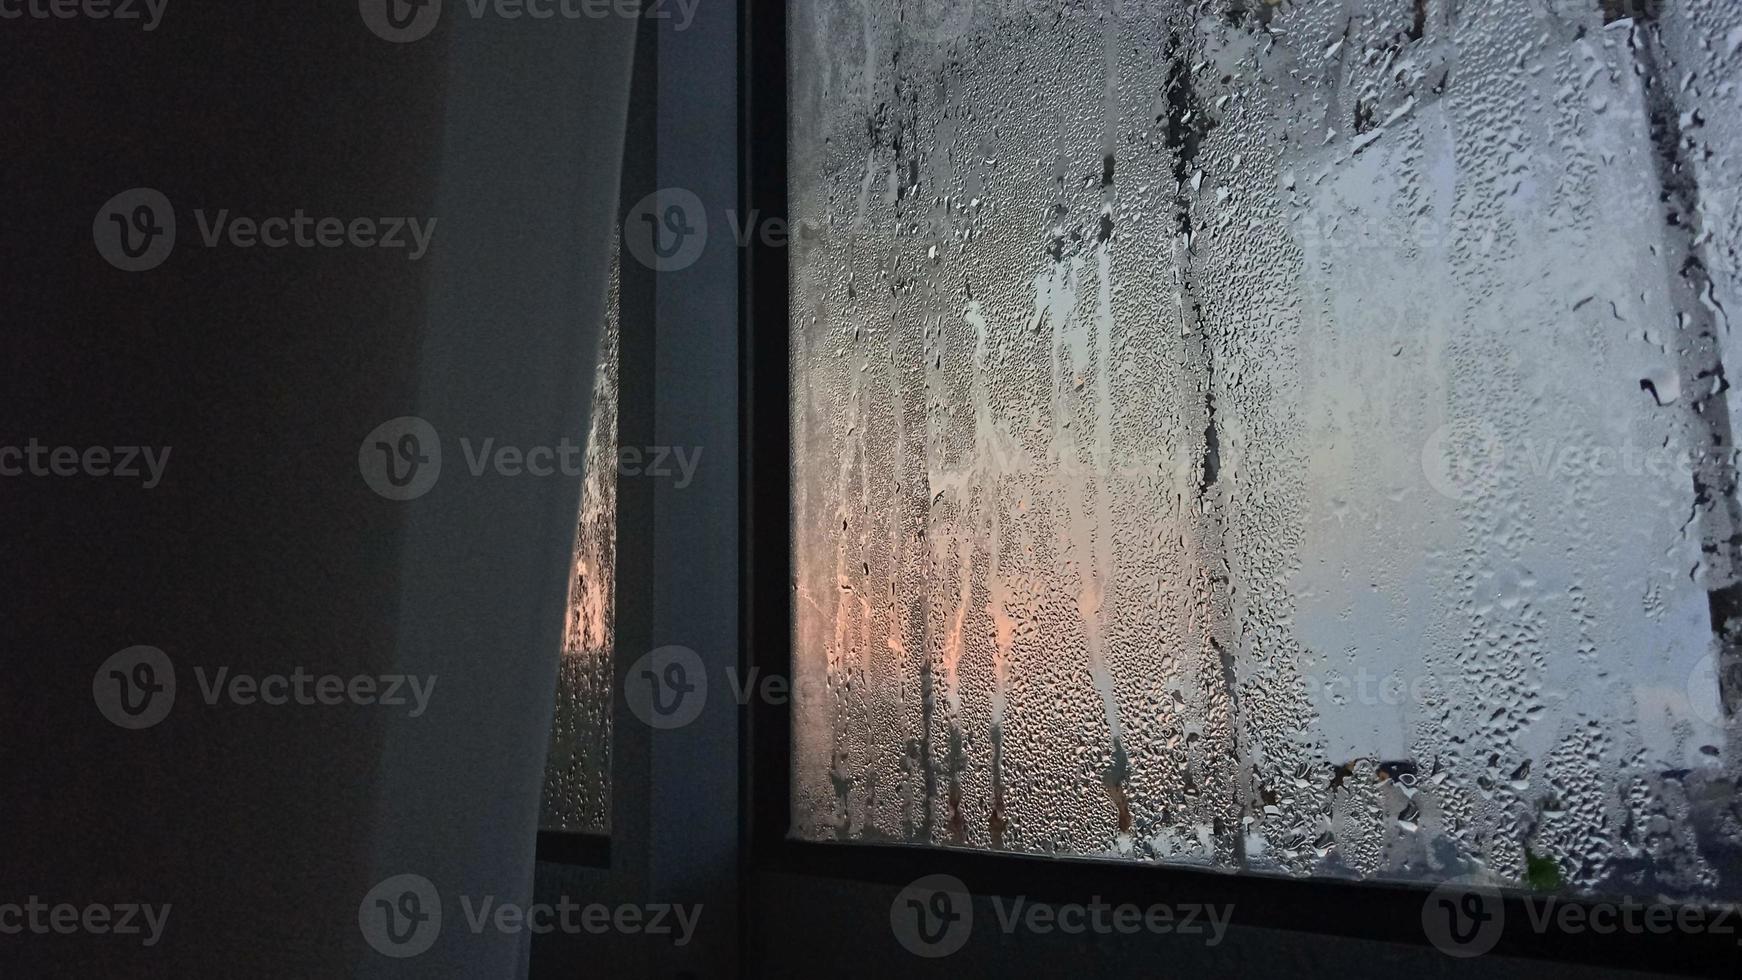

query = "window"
788;0;1741;905
540;237;620;836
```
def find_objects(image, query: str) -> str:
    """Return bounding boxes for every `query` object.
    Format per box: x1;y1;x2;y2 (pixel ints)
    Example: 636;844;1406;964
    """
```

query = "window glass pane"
541;239;620;834
790;0;1741;899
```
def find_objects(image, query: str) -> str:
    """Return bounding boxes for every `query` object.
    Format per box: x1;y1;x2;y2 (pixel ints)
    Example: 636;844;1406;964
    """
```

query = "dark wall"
5;9;441;975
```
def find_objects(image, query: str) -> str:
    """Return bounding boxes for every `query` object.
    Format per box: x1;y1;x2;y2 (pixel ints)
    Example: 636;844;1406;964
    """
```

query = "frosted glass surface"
790;0;1742;899
541;241;620;834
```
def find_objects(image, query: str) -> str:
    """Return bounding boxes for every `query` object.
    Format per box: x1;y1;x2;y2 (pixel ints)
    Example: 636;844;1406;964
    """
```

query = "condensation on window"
790;0;1742;900
540;238;620;834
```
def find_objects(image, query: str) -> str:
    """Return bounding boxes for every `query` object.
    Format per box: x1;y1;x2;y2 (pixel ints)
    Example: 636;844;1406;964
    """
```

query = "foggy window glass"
541;239;620;834
790;0;1742;900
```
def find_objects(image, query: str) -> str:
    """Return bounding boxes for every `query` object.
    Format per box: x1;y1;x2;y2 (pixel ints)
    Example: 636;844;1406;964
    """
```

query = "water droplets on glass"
790;0;1742;900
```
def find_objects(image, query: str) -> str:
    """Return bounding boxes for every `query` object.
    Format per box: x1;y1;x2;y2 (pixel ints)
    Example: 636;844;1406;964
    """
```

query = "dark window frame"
737;1;1734;975
535;831;610;868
